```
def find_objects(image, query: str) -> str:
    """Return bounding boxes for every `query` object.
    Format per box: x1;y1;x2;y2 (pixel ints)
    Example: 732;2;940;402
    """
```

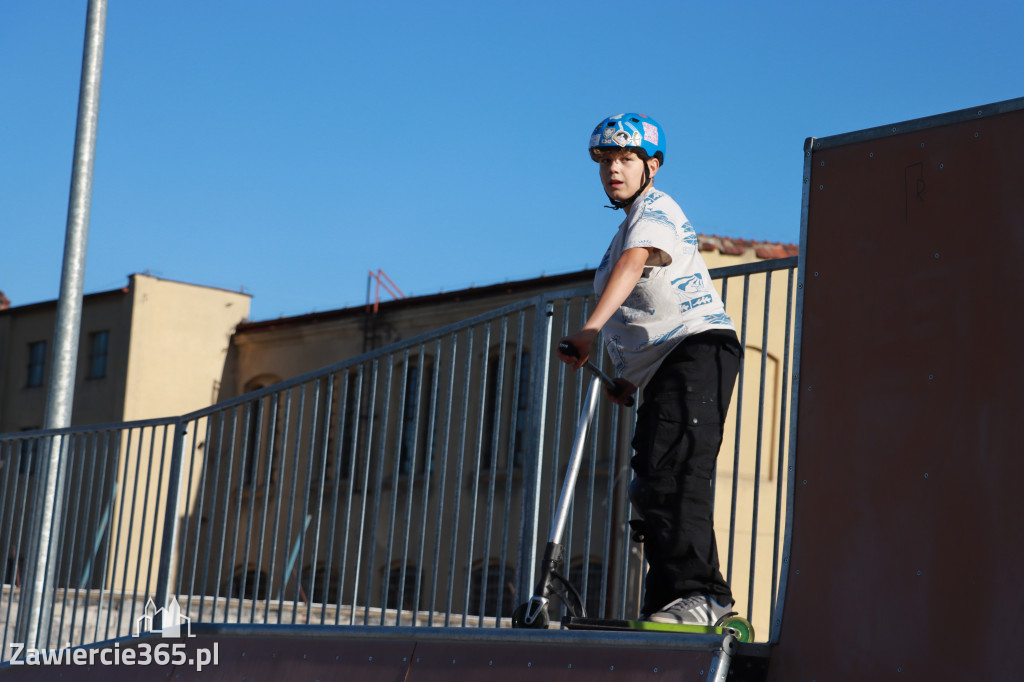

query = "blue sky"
2;1;1021;320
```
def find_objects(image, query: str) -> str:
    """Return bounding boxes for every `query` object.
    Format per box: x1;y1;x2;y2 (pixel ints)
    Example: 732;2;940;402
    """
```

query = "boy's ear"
647;156;661;178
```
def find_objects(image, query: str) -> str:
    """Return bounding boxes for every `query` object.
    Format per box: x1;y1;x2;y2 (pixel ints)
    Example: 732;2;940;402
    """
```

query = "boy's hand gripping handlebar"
557;341;635;407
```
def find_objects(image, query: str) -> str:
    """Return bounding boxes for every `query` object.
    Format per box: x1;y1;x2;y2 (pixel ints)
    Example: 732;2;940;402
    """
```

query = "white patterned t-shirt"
593;188;735;389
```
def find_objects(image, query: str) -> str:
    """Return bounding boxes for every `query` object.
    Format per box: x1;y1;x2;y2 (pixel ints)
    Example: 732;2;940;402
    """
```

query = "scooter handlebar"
557;341;635;407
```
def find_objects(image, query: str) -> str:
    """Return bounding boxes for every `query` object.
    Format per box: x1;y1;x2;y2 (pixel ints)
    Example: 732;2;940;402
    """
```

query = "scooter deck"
563;616;730;636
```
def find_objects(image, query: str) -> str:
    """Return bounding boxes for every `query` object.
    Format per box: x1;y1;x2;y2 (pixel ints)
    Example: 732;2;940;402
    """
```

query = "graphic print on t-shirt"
671;273;714;314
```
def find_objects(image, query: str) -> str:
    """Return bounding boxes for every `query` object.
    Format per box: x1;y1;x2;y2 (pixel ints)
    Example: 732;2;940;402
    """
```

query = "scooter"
511;342;632;628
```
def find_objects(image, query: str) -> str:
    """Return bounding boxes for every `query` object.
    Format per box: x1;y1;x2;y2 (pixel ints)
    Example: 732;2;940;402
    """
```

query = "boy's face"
598;150;659;204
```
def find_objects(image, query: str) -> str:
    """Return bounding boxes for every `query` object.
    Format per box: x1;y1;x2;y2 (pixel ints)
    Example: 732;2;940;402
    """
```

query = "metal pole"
17;0;108;650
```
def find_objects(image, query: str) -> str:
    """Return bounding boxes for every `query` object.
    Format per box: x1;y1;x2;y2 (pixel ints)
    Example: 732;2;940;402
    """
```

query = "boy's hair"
589;146;652;163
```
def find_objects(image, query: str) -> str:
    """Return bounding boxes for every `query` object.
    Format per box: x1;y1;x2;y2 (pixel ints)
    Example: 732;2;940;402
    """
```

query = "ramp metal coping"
25;622;746;655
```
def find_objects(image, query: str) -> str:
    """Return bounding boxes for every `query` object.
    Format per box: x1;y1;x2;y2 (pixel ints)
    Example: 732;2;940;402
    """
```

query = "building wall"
0;274;251;599
0;289;132;432
121;274;251;422
0;274;252;429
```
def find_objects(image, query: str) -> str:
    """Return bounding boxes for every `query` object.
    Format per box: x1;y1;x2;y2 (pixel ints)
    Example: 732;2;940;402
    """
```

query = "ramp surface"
770;97;1024;679
0;624;757;681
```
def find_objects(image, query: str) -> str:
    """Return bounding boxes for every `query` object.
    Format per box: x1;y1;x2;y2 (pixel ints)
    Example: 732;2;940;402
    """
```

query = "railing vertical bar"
446;327;475;626
3;439;34;656
0;440;17;658
77;431;107;646
108;427;138;638
60;436;92;643
462;323;492;626
197;413;228;622
337;365;365;625
295;378;323;624
238;398;265;622
322;372;348;625
397;344;427;625
252;394;280;623
307;375;335;623
518;298;554;602
479;318;508;625
600;380;620;619
725;274;751;584
280;384;308;621
212;406;242;621
770;266;797;629
414;338;444;627
44;434;75;648
266;388;294;623
746;270;774;620
224;402;254;617
154;420;188;628
350;360;379;625
126;426;159;633
363;358;393;625
72;432;101;647
112;428;142;634
581;369;601;617
379;351;410;625
427;335;457;625
93;430;121;644
143;426;171;611
496;312;527;625
183;416;211;617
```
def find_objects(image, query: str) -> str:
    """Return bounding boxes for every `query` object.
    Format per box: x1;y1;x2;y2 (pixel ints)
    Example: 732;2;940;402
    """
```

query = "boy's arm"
557;246;652;369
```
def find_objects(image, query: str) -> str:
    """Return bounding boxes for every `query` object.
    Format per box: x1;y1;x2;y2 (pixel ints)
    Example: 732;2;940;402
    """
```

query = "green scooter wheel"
719;615;754;643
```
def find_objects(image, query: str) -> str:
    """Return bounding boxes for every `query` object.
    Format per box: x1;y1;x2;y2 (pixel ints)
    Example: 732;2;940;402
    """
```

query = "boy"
556;113;743;625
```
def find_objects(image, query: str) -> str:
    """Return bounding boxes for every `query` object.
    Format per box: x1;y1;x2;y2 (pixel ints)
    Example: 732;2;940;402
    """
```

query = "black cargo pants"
629;330;742;616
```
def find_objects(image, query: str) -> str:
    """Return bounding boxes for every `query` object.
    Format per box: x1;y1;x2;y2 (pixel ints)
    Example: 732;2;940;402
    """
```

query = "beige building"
0;273;252;431
0;274;250;603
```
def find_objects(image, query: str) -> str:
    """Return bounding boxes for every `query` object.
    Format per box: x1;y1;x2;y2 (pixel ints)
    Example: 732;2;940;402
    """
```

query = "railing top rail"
710;255;798;278
0;416;180;441
177;285;596;421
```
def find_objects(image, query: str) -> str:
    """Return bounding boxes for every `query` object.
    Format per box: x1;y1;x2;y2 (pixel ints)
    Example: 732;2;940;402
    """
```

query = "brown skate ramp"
0;624;761;681
770;96;1024;679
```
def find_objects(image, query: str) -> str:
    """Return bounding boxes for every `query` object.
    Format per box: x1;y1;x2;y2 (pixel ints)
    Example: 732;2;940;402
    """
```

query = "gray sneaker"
647;595;733;625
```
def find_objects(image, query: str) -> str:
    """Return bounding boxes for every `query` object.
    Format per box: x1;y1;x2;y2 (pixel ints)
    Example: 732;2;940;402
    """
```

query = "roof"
236;235;798;334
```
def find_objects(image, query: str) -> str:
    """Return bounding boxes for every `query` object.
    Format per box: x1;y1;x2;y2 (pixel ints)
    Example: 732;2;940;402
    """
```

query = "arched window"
229;566;268;601
385;563;422;613
482;349;531;469
468;561;517;619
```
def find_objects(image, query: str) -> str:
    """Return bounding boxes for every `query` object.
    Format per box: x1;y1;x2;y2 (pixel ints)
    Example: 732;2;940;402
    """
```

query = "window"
570;559;606;619
399;363;433;475
301;566;341;605
87;330;109;379
468;562;516;619
242;375;284;489
385;564;422;612
229;567;268;601
26;341;46;387
482;350;531;468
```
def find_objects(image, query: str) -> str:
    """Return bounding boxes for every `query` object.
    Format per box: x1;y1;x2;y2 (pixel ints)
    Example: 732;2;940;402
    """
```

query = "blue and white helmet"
589;113;665;165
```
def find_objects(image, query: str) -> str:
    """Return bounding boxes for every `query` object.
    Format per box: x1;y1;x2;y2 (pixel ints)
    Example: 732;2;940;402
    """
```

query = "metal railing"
0;257;798;656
